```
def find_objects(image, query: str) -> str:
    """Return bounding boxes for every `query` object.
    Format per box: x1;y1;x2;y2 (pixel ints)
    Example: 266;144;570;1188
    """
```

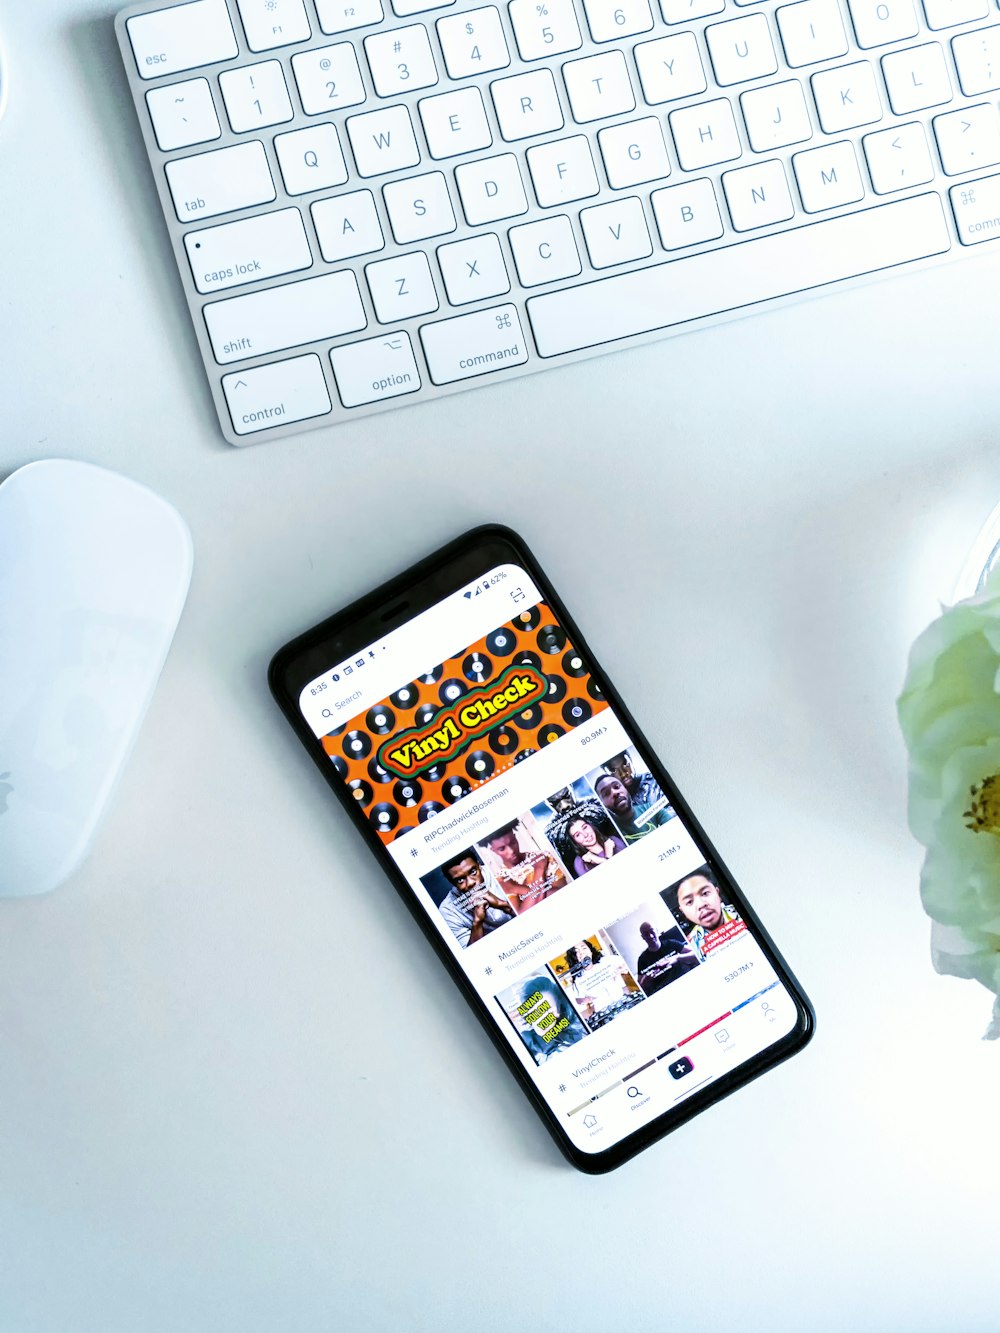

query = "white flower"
898;568;1000;1038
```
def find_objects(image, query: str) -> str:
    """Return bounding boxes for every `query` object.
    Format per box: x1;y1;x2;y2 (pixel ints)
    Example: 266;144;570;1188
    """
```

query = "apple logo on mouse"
0;772;12;814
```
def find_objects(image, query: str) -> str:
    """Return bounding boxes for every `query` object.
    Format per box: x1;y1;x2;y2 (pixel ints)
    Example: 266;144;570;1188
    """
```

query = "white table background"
2;5;999;1329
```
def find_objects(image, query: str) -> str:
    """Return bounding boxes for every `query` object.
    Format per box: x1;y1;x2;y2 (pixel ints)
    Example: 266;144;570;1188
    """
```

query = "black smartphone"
269;525;814;1173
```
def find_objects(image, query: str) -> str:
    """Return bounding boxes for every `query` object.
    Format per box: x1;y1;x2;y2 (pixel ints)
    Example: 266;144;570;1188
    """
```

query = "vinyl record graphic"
367;756;393;785
365;704;396;735
416;664;443;685
462;651;492;683
347;778;373;808
538;723;565;747
464;750;495;782
489;726;519;755
329;754;349;780
393;778;423;807
342;730;372;760
418;801;446;822
438;678;466;705
415;703;438;728
369;802;399;833
562;649;588;678
513;703;543;731
512;605;541;632
544;674;567;704
562;697;592;727
444;775;473;803
587;677;605;702
391;683;420;710
486;627;517;656
536;624;567;655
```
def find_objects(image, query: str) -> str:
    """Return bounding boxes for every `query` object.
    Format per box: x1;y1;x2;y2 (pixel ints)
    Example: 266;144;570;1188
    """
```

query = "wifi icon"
463;590;473;599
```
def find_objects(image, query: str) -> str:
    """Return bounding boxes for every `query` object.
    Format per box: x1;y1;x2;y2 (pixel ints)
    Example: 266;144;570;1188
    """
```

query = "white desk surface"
2;5;999;1330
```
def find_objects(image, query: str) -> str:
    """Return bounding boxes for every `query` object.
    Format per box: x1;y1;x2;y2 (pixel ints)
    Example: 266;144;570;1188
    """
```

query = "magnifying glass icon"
304;150;319;167
321;708;334;718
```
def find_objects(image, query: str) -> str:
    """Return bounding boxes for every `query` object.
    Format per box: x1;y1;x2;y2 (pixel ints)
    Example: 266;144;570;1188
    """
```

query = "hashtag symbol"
409;847;418;858
393;39;401;51
558;1084;566;1093
484;965;492;976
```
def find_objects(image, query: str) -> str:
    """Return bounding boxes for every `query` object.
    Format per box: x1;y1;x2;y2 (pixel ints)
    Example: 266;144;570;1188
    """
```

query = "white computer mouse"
0;459;193;897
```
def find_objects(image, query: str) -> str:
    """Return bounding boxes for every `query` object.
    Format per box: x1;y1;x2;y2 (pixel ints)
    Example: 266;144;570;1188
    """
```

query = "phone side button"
330;332;422;407
419;304;529;385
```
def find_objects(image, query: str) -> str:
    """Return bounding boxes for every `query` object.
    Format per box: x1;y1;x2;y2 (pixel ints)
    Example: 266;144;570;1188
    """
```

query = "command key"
420;305;529;386
950;174;1000;245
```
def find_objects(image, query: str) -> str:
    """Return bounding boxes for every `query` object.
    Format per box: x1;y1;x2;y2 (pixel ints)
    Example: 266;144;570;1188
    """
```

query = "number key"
582;0;653;42
291;44;367;113
437;8;511;77
509;0;583;58
219;60;294;131
365;25;439;97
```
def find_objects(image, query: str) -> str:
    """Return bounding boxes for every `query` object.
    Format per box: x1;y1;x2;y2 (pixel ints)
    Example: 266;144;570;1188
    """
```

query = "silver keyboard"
116;0;1000;445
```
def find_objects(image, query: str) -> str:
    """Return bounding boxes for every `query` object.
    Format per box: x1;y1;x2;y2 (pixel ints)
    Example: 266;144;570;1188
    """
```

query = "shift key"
420;305;529;385
185;208;312;294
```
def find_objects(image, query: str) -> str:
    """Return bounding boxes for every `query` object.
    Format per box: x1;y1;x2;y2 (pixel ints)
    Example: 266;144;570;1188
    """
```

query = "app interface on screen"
300;564;800;1154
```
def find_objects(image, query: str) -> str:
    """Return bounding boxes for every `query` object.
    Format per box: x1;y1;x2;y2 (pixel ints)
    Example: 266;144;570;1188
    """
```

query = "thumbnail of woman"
546;799;626;879
501;974;588;1064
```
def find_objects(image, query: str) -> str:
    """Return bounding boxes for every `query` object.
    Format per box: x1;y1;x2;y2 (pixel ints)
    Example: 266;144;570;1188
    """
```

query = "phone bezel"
269;524;815;1173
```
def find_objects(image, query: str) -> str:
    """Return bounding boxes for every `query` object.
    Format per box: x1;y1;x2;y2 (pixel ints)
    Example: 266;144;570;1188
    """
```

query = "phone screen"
296;557;805;1160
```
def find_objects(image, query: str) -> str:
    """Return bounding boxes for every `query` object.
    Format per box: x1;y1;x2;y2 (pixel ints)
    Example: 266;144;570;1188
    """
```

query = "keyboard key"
599;116;671;187
580;196;653;265
491;69;565;139
220;61;294;132
634;34;707;104
274;124;349;194
582;0;654;42
331;333;422;406
316;0;385;32
165;140;275;222
563;51;635;122
660;0;725;22
923;0;989;27
706;15;779;85
863;121;935;191
126;0;238;80
741;79;812;151
365;24;438;96
509;214;582;283
366;251;440;321
792;139;865;209
847;0;919;46
777;0;849;66
312;189;385;258
527;134;600;204
438;232;512;302
392;0;455;14
384;171;457;241
455;153;530;221
722;158;795;229
509;0;583;60
235;0;311;50
437;8;511;77
347;105;421;175
882;42;952;113
184;207;312;294
812;60;883;131
146;78;221;151
953;27;1000;95
292;44;367;114
670;97;742;169
204;271;367;362
223;355;331;435
934;103;1000;174
420;304;529;383
527;193;950;355
651;177;724;247
950;173;1000;243
419;87;493;157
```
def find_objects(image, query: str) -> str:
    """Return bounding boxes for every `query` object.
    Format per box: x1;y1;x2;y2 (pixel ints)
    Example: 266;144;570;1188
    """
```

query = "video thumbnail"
547;931;645;1031
661;864;746;962
531;780;628;880
586;746;674;844
497;972;589;1064
476;812;569;915
421;848;516;949
604;903;700;996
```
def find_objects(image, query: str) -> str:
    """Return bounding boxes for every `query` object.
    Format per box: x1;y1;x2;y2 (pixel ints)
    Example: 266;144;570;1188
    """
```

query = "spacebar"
526;194;950;358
